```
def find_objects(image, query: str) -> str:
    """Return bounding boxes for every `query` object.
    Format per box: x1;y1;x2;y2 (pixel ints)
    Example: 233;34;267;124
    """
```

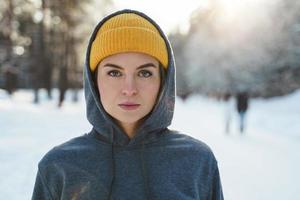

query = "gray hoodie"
32;9;224;200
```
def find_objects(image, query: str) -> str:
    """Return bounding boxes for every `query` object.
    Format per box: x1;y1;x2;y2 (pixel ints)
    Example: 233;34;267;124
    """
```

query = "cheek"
97;80;117;103
140;81;160;100
151;83;160;96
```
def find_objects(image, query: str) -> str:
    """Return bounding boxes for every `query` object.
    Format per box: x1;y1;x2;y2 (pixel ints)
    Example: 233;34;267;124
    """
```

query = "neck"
118;122;138;139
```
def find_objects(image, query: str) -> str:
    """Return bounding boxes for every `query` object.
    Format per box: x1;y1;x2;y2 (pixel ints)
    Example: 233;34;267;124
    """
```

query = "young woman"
32;9;224;200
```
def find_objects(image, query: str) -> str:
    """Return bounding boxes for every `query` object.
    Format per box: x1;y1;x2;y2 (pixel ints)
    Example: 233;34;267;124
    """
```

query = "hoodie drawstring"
108;128;115;200
141;139;150;200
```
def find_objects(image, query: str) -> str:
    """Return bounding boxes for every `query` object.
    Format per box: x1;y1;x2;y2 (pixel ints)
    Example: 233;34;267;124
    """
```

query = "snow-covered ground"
0;89;299;200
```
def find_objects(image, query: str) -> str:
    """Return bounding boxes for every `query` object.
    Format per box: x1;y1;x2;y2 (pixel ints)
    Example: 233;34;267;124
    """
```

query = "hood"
84;9;176;146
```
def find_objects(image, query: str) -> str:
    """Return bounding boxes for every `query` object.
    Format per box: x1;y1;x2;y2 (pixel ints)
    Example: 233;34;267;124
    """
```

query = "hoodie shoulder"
38;134;106;169
162;129;218;164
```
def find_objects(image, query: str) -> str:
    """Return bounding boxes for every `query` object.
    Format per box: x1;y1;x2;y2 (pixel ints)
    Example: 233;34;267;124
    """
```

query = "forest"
1;0;300;106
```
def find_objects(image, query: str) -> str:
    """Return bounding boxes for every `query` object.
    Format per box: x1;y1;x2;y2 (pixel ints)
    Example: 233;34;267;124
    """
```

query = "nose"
122;76;138;96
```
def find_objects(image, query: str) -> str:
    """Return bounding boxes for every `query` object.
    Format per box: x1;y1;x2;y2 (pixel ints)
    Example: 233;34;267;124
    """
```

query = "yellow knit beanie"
89;12;168;71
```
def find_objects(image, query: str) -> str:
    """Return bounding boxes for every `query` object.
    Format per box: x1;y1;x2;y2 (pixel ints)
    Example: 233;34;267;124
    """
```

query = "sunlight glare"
112;0;205;33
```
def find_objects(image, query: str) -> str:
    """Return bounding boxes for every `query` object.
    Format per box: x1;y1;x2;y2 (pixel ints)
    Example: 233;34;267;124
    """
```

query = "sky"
112;0;205;33
111;0;284;34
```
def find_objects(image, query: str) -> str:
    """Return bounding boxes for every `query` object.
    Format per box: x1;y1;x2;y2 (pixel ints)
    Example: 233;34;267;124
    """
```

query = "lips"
118;102;141;110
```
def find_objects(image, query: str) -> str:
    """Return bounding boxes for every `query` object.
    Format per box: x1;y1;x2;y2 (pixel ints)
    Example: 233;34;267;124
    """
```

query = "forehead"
99;52;159;68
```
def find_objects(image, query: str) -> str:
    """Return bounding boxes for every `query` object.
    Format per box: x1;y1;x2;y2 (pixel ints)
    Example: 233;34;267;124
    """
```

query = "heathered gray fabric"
32;9;224;200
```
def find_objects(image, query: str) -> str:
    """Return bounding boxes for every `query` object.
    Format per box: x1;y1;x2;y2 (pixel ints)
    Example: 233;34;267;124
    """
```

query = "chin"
114;113;147;125
116;117;142;124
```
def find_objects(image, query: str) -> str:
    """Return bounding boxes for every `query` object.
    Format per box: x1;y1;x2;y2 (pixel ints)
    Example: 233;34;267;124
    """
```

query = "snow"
0;89;299;200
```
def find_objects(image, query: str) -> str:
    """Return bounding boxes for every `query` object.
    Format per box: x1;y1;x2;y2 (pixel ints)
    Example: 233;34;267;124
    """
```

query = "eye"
107;70;122;77
138;70;153;78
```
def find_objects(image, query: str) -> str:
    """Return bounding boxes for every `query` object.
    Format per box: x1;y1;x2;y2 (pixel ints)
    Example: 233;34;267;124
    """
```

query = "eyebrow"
103;63;157;69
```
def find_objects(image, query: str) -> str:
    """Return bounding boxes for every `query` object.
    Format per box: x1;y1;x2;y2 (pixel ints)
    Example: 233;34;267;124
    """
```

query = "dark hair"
158;63;166;93
94;67;99;85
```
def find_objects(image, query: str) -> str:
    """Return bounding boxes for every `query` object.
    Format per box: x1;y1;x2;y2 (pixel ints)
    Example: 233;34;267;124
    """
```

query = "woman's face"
96;52;161;128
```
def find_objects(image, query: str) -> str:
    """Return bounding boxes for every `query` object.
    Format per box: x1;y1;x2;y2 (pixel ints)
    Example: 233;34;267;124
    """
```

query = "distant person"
31;9;223;199
236;92;249;133
223;93;234;134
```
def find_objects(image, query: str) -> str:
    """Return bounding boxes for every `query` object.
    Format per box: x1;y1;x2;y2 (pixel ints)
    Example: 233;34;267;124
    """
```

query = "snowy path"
0;89;299;200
